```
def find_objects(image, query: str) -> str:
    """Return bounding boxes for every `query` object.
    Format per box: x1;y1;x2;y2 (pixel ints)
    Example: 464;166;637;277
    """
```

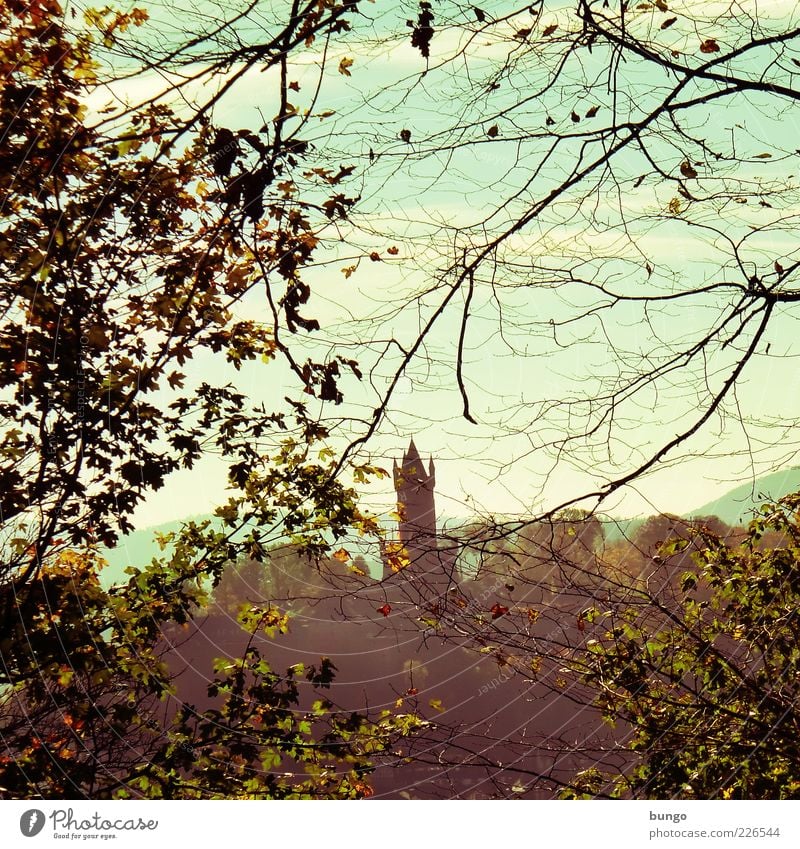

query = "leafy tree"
0;546;423;799
565;492;800;799
0;0;420;799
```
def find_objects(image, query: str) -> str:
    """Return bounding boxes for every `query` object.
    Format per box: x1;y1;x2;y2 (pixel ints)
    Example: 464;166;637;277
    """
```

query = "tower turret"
394;437;437;550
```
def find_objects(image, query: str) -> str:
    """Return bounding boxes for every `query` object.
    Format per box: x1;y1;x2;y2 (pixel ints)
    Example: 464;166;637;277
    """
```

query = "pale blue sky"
89;1;800;529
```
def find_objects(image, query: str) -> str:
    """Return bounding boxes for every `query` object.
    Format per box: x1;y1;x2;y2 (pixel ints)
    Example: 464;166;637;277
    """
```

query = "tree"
0;0;421;799
0;545;423;799
563;492;800;799
7;0;800;802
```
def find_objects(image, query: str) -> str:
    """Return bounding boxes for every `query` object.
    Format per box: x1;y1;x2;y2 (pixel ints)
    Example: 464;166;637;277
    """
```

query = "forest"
2;0;800;800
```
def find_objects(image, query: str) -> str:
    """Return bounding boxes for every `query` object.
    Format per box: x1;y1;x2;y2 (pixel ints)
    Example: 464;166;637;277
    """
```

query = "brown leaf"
486;124;499;137
585;105;599;118
699;38;720;53
679;160;698;179
377;603;391;617
570;111;580;123
400;129;411;143
542;23;558;36
332;548;350;562
387;245;399;255
490;603;509;620
338;57;354;76
660;16;677;29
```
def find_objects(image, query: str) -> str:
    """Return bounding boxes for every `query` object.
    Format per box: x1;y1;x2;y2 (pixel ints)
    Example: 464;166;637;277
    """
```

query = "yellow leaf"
429;698;445;713
332;547;350;562
338;57;354;76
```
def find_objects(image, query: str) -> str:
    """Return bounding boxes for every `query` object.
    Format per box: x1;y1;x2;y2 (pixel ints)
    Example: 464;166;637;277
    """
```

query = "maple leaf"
377;603;391;617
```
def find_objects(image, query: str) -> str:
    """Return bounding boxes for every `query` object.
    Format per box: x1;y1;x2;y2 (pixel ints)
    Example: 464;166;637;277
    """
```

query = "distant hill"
100;514;211;586
687;467;800;527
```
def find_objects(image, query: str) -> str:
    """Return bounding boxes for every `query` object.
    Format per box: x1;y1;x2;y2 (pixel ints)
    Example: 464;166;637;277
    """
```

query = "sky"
84;1;800;531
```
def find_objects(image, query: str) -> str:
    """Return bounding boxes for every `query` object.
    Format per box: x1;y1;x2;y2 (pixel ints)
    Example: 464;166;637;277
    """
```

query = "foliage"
0;548;424;799
0;0;420;800
566;492;800;799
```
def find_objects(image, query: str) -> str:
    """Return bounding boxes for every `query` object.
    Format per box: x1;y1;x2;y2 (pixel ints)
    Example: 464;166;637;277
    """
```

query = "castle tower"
388;438;439;578
393;438;437;547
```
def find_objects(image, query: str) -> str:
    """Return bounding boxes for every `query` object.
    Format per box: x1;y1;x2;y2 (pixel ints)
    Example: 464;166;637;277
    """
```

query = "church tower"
393;437;437;552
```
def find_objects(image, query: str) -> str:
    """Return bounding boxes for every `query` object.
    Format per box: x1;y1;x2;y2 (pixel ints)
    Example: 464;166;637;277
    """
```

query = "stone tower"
392;438;437;566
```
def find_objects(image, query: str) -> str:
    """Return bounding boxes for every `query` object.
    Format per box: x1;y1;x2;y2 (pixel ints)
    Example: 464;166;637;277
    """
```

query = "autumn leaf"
400;129;411;143
167;371;185;389
661;16;677;29
679;160;698;179
387;245;399;255
542;23;558;36
369;251;381;261
490;603;509;620
332;547;350;562
429;698;445;713
699;38;720;53
341;264;357;278
668;197;682;215
486;124;498;137
585;105;599;118
409;1;435;59
338;57;354;76
377;603;391;617
473;7;486;22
